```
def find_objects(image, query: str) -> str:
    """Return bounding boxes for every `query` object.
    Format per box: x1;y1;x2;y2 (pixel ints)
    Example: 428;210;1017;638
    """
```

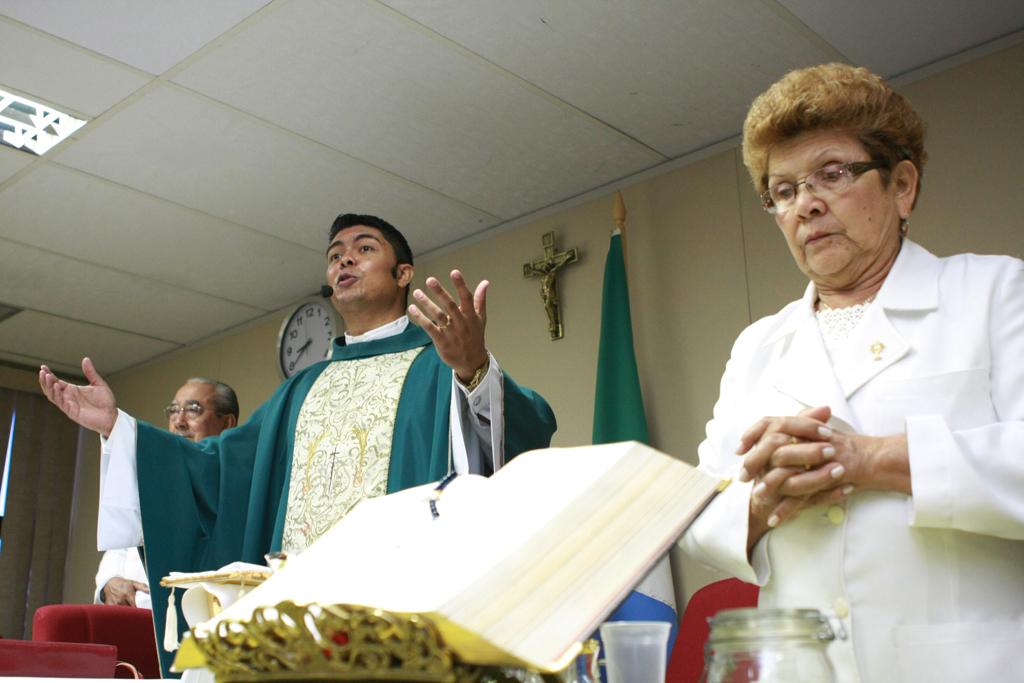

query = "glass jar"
702;607;840;683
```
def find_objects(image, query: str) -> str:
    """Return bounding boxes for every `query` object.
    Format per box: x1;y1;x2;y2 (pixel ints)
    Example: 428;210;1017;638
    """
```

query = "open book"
179;441;724;673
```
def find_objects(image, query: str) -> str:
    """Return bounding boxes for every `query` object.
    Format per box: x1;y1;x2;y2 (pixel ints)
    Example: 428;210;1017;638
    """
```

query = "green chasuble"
134;325;555;677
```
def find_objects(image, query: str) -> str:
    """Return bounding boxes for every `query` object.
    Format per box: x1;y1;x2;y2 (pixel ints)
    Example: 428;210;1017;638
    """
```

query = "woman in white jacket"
680;63;1024;682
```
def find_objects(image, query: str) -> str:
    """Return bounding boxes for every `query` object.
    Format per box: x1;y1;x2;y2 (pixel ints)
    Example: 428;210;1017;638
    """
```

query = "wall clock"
277;300;337;379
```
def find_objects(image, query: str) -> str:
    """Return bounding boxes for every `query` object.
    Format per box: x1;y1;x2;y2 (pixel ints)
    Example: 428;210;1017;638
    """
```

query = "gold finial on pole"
612;190;626;232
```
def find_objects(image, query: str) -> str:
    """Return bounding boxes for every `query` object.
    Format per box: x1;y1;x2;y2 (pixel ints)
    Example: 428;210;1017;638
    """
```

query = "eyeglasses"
164;400;204;419
761;160;888;214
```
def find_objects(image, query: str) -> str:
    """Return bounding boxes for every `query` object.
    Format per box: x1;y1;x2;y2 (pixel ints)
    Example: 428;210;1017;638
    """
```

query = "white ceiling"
1;0;1022;376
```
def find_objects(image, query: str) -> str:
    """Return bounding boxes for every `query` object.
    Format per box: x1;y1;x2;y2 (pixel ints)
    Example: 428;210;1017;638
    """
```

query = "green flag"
593;229;648;444
590;228;677;669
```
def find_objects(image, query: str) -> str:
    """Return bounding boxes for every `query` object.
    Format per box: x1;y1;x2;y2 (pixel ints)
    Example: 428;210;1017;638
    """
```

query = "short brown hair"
742;63;927;203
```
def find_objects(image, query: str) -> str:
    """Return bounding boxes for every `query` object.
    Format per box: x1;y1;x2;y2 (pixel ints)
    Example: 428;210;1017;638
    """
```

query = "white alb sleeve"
97;410;144;550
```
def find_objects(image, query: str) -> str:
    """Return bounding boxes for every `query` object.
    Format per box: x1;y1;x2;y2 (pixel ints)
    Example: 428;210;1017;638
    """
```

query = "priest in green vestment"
40;213;556;677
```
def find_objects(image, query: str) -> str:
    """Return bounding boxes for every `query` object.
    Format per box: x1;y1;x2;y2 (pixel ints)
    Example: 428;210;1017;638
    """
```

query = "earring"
900;219;910;237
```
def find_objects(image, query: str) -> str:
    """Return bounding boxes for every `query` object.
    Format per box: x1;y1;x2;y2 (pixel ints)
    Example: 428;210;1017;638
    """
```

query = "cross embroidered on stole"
281;347;424;553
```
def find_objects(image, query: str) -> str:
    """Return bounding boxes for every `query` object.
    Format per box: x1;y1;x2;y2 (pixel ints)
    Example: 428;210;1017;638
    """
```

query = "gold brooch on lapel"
870;341;885;361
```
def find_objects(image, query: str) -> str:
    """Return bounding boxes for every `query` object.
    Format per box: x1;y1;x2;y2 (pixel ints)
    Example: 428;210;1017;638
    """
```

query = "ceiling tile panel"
0;349;80;377
779;0;1024;76
0;239;264;343
0;144;32;183
381;0;842;158
0;0;272;75
172;0;664;219
54;84;498;254
0;164;325;309
0;18;150;117
0;310;176;373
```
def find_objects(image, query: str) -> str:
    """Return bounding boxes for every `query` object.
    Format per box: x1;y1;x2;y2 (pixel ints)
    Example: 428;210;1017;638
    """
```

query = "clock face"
277;301;336;378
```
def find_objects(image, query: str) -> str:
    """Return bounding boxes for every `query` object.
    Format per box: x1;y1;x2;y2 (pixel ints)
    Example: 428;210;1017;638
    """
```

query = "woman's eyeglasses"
761;160;887;214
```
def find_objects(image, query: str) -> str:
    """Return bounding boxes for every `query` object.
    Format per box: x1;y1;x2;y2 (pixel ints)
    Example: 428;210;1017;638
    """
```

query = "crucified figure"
523;232;579;340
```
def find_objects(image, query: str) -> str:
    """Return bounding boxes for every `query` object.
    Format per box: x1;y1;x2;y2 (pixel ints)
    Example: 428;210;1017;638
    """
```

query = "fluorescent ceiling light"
0;88;86;156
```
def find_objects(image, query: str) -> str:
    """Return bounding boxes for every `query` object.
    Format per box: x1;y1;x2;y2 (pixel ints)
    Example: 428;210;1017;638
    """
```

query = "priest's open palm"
408;269;489;383
39;357;118;437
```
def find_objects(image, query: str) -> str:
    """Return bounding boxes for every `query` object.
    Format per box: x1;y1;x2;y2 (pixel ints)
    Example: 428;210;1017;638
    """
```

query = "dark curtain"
0;388;80;639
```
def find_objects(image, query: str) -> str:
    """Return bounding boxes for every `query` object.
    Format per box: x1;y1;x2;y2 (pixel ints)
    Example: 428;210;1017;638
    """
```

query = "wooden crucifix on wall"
522;231;579;340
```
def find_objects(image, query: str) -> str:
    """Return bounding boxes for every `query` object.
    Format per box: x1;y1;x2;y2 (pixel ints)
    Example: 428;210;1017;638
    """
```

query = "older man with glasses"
164;378;239;442
94;378;239;608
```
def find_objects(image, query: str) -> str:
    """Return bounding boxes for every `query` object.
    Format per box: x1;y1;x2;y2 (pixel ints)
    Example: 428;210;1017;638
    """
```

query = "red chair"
0;639;117;677
32;604;162;678
666;578;759;683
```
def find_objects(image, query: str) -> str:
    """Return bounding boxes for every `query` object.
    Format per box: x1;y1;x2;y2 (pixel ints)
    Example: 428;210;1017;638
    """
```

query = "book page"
439;443;721;667
200;478;492;625
202;444;642;629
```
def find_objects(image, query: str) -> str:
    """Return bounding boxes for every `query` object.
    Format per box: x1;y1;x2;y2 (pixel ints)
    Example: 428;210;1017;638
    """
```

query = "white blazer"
680;240;1024;683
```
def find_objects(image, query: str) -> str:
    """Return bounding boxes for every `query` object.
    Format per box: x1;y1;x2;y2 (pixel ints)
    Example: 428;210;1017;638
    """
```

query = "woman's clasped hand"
737;405;910;540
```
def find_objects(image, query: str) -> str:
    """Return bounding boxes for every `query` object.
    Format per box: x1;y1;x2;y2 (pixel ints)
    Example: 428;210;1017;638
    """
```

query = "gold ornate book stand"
180;601;561;683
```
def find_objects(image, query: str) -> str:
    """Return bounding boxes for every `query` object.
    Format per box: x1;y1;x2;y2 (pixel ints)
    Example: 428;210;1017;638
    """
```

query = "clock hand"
294;338;313;359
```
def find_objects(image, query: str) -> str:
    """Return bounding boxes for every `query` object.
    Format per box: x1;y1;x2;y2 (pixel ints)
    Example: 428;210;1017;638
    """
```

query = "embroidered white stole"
280;347;422;553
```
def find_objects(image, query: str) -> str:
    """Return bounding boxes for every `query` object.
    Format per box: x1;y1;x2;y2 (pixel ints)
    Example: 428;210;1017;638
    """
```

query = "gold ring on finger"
789;436;800;445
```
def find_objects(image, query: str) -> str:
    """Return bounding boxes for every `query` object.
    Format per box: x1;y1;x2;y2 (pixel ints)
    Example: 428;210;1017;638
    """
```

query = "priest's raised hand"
408;269;490;385
39;357;118;438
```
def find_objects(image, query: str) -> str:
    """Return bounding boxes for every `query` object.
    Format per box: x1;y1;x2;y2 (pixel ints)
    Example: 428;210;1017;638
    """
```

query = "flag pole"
612;190;628;275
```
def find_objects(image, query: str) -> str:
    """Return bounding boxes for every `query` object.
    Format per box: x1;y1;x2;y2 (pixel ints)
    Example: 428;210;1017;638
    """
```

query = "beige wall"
33;41;1023;605
108;317;283;426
